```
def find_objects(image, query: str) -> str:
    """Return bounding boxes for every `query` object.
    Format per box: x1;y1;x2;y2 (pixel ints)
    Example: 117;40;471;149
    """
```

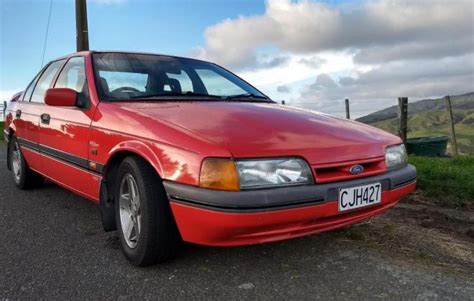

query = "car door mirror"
44;88;77;107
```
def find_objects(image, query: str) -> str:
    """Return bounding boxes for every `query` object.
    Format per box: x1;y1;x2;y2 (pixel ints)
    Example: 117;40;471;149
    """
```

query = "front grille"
313;157;386;183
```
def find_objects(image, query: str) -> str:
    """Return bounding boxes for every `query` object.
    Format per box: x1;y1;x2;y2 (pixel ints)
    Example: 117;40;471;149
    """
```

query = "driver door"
38;56;98;200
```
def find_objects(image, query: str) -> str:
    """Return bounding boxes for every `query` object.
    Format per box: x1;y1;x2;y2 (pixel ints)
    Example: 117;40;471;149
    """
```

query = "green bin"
406;136;449;157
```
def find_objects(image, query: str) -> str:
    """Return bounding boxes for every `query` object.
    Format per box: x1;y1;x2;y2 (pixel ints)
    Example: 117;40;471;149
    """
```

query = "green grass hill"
357;93;474;154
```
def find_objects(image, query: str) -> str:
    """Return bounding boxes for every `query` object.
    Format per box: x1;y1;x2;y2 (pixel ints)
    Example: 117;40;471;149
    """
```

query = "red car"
4;51;416;266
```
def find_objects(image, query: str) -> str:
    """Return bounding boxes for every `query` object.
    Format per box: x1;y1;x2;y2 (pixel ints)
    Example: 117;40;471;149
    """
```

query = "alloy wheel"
119;173;142;249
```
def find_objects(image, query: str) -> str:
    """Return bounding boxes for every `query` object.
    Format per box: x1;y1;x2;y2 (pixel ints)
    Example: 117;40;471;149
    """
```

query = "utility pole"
445;95;459;156
345;99;350;119
398;97;408;145
75;0;89;51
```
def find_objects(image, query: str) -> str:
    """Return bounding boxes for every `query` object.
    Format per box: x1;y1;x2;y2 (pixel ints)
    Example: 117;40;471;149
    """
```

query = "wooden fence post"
2;101;6;120
445;95;459;156
398;97;408;145
345;99;350;119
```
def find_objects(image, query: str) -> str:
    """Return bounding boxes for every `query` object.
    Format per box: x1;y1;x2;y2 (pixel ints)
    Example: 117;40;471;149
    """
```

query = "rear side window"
30;60;65;103
22;74;40;102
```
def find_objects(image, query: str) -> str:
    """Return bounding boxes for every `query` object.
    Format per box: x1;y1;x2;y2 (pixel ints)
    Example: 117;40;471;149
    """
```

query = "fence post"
445;95;459;156
281;100;285;105
398;97;408;145
345;99;350;119
2;101;6;120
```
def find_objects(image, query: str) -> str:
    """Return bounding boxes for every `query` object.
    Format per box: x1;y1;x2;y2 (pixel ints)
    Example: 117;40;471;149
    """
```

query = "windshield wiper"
224;93;270;101
130;92;223;99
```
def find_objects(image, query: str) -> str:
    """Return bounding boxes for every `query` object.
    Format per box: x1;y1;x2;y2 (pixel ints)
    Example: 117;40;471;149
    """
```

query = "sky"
1;0;473;118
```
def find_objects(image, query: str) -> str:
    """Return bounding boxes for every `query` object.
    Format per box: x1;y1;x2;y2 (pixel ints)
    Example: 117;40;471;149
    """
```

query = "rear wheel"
114;156;180;266
8;136;43;189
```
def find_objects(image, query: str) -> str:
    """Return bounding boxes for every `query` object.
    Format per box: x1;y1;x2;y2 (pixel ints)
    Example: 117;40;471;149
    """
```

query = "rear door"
14;60;65;171
37;56;98;200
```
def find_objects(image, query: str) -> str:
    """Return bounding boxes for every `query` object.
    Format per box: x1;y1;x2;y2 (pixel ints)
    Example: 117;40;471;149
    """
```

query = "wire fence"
289;95;473;155
1;101;6;122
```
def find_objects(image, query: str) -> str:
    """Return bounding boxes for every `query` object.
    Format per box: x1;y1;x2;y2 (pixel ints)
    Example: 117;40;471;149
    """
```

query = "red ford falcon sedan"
4;51;416;266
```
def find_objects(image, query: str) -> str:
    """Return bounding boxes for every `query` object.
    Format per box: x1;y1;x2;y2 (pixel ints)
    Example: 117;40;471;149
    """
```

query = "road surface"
0;143;472;300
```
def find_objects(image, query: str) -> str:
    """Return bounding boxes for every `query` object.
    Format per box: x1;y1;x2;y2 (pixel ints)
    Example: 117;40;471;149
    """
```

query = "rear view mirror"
45;88;77;107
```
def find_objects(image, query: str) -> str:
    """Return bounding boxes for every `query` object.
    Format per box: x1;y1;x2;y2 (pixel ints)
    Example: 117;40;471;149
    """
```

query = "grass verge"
409;155;474;207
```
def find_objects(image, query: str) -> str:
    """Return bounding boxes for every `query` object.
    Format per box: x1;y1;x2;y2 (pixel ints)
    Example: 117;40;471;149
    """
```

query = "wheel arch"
99;141;165;232
105;141;164;178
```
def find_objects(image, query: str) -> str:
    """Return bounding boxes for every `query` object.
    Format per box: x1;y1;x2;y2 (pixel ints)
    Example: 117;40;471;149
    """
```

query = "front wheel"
8;136;43;189
114;156;180;266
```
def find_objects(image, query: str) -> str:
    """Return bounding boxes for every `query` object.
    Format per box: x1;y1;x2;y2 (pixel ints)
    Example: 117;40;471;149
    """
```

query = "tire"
8;136;43;190
114;156;180;266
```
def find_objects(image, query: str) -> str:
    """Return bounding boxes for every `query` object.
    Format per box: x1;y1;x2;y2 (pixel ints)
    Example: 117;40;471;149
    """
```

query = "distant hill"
357;92;474;154
357;92;474;124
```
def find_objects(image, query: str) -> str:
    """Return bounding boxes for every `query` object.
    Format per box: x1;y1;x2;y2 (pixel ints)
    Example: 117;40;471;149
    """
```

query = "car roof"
53;50;212;65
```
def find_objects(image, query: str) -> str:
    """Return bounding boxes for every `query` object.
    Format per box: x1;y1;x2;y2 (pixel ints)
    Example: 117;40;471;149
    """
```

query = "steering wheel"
110;87;141;94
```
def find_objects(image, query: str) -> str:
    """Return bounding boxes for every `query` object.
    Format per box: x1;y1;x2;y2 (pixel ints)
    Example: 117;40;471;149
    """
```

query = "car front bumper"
164;164;417;246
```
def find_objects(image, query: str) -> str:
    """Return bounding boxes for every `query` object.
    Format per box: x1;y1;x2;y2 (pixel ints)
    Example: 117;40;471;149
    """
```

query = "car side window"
99;71;149;92
195;69;246;96
22;74;40;102
55;57;89;108
30;60;65;103
166;71;193;93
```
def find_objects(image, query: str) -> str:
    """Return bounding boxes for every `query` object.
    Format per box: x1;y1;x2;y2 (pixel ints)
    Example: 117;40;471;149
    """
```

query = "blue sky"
1;0;472;117
0;0;266;92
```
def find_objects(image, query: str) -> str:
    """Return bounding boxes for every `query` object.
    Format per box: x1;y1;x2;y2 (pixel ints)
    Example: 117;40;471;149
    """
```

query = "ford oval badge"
349;165;364;175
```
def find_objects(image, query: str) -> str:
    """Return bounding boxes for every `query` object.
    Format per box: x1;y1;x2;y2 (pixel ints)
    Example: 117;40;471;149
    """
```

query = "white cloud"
293;53;474;118
194;0;473;69
192;0;474;117
0;89;21;101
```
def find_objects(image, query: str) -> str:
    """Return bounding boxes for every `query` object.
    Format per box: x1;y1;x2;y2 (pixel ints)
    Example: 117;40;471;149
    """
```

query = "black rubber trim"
17;137;104;175
164;164;417;212
392;177;417;189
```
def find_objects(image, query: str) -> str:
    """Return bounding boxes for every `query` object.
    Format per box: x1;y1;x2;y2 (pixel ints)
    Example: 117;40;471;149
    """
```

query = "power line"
40;0;53;68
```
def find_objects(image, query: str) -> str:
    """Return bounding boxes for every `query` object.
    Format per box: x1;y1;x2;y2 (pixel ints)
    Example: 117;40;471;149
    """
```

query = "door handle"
40;113;50;125
16;109;21;118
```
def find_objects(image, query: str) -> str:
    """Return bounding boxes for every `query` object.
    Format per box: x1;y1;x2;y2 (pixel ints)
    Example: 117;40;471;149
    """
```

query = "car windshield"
92;52;270;102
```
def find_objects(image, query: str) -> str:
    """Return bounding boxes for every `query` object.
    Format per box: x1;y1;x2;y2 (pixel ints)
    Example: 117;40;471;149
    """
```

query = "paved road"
0;143;472;300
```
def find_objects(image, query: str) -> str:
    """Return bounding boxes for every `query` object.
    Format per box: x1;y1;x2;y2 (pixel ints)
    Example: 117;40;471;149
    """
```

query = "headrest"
100;77;110;95
164;78;182;94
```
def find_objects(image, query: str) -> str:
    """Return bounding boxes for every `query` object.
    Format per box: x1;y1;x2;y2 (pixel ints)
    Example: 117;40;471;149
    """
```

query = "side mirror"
45;88;77;107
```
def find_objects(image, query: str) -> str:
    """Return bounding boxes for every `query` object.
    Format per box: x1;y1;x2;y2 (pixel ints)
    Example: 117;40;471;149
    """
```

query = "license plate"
338;182;381;212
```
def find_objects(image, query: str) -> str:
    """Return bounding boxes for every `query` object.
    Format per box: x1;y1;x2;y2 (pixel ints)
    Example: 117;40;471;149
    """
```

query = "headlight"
199;157;313;190
236;158;313;189
385;144;407;170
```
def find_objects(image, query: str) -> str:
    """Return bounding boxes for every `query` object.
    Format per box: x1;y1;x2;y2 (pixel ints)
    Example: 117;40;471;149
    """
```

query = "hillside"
357;92;474;154
357;92;474;124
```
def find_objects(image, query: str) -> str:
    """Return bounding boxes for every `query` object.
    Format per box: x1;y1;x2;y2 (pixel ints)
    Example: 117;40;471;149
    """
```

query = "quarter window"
30;60;65;103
